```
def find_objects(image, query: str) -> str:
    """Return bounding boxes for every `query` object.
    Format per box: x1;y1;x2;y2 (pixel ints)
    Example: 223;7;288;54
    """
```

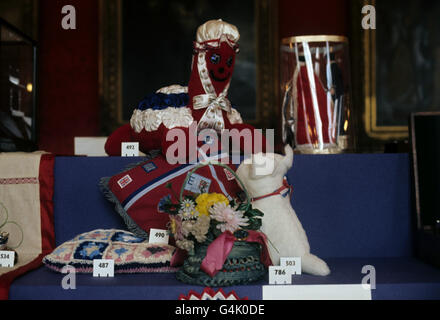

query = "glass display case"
410;112;440;268
0;18;37;152
280;35;354;154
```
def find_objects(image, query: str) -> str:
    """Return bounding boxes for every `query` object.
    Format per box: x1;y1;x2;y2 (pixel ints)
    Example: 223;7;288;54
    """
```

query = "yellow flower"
195;193;229;216
169;218;177;234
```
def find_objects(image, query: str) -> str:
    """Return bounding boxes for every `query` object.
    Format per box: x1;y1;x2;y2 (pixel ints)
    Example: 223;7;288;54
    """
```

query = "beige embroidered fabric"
0;152;45;276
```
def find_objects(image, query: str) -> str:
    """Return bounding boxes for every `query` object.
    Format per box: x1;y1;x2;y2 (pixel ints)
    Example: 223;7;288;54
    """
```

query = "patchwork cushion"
99;152;242;239
43;229;177;273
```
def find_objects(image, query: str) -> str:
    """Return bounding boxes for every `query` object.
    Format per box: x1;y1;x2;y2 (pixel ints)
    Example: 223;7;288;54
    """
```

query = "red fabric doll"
104;19;266;158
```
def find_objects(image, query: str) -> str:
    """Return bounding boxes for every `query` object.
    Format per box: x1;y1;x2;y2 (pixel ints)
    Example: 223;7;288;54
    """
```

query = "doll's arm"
104;124;132;156
105;124;164;156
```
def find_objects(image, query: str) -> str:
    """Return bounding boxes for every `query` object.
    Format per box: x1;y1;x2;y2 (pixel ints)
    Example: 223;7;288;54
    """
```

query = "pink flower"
209;202;249;233
169;215;184;241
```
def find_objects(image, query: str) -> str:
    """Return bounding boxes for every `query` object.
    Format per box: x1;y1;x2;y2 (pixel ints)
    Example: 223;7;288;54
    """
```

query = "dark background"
376;0;440;127
414;115;440;227
1;0;350;155
122;0;256;121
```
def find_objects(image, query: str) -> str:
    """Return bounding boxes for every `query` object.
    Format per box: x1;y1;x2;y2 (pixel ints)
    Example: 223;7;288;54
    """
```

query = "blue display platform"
8;154;440;300
9;257;440;300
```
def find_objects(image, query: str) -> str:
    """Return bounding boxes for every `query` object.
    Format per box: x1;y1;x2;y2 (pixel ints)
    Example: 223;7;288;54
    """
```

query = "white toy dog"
236;145;330;276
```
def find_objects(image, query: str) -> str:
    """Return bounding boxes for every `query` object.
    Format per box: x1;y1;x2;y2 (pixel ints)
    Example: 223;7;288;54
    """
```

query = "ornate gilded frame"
99;0;123;134
99;0;279;134
362;0;408;140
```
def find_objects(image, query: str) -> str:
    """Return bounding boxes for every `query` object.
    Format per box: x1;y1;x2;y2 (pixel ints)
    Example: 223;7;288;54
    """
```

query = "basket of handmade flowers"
161;162;272;286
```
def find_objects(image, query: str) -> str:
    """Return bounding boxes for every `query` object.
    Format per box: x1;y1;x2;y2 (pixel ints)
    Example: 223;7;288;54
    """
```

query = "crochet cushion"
43;229;177;273
99;152;242;239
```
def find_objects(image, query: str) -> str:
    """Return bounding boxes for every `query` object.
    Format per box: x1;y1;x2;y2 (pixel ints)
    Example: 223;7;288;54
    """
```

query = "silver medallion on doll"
236;145;330;276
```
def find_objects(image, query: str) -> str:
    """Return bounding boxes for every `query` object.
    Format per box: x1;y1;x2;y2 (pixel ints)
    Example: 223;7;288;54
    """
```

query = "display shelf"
6;154;440;300
9;257;440;300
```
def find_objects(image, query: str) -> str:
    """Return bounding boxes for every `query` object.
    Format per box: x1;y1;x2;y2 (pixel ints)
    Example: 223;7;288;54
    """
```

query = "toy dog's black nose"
218;67;225;74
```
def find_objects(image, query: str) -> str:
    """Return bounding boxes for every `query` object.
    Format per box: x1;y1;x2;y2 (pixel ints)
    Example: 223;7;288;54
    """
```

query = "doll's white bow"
193;93;232;133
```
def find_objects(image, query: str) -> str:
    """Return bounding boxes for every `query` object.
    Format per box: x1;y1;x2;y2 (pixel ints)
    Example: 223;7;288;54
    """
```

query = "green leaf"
237;203;249;212
245;208;264;218
245;217;262;231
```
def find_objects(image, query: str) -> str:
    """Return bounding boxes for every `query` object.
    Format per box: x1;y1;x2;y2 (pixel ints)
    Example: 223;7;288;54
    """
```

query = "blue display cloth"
9;257;440;300
8;154;440;300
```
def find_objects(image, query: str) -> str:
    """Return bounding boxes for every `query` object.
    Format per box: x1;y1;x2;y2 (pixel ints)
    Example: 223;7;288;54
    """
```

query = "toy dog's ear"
269;144;294;177
249;153;275;179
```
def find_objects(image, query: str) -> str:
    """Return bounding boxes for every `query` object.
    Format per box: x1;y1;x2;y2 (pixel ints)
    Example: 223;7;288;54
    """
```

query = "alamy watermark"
61;5;76;30
61;265;76;290
362;5;376;30
361;265;376;290
164;121;275;176
61;4;376;31
61;264;377;291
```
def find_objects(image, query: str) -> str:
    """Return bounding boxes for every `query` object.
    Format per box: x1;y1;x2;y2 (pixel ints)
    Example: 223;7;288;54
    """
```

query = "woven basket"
175;162;266;286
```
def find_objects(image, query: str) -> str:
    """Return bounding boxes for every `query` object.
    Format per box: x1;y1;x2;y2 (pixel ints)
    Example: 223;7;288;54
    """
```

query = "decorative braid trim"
130;107;194;133
0;177;38;185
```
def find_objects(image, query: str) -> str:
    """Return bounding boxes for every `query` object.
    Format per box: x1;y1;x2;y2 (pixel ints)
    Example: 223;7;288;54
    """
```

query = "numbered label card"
280;257;302;275
149;228;169;244
0;251;15;268
269;266;292;285
93;259;114;277
121;142;139;157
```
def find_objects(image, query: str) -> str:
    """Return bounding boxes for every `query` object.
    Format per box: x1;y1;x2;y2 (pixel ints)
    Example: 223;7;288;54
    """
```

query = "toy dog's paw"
301;253;331;276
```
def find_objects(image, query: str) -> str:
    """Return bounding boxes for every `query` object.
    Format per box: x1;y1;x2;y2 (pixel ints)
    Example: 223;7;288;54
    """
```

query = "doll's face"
206;42;236;85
